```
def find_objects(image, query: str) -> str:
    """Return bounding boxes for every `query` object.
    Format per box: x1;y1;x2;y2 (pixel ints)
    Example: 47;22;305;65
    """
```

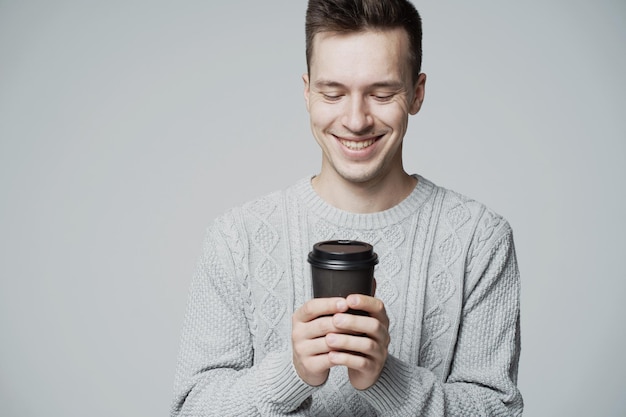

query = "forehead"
309;28;411;82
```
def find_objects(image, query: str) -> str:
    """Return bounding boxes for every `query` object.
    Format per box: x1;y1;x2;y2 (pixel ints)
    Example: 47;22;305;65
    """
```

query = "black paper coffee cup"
308;240;378;314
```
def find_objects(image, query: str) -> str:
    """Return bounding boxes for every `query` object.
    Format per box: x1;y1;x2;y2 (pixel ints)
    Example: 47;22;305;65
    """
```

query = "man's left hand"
324;294;390;390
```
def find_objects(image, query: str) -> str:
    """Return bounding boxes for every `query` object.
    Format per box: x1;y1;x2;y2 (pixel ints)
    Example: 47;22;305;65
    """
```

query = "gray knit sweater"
171;175;523;416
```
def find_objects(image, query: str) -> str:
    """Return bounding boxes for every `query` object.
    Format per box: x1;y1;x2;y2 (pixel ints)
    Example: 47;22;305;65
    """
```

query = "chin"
337;168;383;185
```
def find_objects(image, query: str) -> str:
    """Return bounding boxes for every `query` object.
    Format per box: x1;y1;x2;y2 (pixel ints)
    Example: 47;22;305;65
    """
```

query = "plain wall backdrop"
1;1;624;416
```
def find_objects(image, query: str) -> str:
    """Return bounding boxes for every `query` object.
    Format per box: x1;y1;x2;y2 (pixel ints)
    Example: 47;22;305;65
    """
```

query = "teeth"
340;138;375;150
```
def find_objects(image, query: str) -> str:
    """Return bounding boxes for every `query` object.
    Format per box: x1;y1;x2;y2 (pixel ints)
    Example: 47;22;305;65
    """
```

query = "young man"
171;1;522;416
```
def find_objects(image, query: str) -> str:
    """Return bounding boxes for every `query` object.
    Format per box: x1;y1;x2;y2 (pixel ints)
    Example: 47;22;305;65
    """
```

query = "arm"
171;223;316;416
357;222;523;416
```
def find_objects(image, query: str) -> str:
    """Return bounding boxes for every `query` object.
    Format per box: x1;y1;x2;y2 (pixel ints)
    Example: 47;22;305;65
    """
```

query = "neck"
312;170;417;214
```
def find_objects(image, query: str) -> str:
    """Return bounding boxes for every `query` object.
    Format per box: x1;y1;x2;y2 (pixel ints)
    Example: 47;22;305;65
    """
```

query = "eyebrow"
313;79;405;90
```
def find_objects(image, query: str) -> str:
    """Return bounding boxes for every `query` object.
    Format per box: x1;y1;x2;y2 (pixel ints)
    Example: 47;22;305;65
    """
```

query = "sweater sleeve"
170;220;316;416
356;221;523;416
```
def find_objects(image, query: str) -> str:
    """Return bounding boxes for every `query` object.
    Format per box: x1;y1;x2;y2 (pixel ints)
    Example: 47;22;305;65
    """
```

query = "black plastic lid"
307;240;378;270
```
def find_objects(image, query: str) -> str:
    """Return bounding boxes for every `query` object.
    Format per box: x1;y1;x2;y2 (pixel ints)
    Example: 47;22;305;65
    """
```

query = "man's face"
304;28;426;187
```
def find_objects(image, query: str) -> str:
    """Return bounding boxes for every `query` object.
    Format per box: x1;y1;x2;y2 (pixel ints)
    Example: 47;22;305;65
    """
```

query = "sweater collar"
292;174;435;230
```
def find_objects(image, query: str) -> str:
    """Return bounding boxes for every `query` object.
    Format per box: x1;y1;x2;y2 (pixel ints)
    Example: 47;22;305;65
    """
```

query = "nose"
342;97;374;134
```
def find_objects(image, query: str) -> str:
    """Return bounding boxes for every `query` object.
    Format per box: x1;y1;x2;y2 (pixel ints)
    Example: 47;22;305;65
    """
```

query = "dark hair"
305;0;423;81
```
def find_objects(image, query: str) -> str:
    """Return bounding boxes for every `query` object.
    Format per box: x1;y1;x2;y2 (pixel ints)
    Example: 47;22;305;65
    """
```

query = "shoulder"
211;188;285;230
207;179;311;249
435;185;516;286
423;178;513;264
428;180;510;236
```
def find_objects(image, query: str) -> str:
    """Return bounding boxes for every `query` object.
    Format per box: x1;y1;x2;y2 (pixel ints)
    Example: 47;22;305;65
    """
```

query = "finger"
327;349;374;368
293;298;348;323
326;337;387;390
293;334;333;357
332;313;390;345
325;332;380;357
303;353;334;374
293;315;339;342
345;295;389;327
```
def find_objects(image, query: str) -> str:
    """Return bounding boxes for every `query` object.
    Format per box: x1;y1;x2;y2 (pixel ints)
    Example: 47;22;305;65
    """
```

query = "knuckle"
356;356;369;369
317;317;332;333
364;338;377;352
371;320;384;334
301;301;313;317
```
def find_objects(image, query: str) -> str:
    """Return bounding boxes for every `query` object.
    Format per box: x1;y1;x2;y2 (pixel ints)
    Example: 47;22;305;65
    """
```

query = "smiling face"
304;28;426;189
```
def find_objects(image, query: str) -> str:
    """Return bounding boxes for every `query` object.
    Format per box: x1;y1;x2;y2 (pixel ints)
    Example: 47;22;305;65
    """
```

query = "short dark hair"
305;0;423;82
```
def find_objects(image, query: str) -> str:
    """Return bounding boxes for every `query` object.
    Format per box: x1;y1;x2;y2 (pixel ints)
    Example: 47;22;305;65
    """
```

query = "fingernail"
347;295;359;305
336;299;347;310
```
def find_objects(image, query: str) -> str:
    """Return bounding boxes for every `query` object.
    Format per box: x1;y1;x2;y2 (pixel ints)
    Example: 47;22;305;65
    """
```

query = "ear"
303;73;311;112
409;73;427;115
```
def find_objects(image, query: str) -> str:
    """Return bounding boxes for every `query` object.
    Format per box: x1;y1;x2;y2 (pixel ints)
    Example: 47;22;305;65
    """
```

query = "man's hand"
292;293;390;390
325;294;390;390
292;297;349;386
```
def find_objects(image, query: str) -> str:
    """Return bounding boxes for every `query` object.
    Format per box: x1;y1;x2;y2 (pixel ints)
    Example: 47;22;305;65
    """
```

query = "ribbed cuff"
257;351;317;411
357;355;414;411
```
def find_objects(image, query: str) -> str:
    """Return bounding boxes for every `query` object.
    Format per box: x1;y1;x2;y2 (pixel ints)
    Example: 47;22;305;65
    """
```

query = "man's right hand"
291;297;349;386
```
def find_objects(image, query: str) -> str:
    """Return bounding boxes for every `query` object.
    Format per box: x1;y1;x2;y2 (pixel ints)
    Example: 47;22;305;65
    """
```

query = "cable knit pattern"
171;175;523;416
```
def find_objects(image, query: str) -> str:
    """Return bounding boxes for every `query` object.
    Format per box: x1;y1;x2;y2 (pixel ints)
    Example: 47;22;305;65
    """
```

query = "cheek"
310;103;340;128
376;106;409;130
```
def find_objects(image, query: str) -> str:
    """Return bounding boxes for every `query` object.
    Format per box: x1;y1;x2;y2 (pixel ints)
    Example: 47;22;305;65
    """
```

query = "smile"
338;137;378;150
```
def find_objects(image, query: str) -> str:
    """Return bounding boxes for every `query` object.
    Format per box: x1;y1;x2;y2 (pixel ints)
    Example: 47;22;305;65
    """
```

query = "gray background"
1;1;624;416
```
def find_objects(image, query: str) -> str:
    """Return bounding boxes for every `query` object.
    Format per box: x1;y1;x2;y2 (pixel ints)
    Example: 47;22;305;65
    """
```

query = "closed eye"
372;94;394;102
322;93;343;102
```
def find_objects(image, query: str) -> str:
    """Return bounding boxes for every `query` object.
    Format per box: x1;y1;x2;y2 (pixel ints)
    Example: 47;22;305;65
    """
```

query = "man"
171;0;522;415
